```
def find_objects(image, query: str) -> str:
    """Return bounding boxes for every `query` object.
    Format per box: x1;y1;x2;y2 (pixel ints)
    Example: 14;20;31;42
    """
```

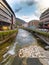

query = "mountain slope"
16;18;26;26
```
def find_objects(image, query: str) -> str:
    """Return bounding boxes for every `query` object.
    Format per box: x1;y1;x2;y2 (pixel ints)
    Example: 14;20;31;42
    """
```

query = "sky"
6;0;49;22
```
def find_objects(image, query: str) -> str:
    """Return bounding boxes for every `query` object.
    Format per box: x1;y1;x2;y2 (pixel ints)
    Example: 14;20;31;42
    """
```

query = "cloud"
6;0;16;4
26;0;37;6
37;0;49;13
16;14;39;22
15;7;22;12
7;0;49;12
7;0;49;22
23;15;39;22
20;0;37;6
34;10;41;17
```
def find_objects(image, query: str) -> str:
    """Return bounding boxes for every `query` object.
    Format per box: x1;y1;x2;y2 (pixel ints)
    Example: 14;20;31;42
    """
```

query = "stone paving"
19;45;49;65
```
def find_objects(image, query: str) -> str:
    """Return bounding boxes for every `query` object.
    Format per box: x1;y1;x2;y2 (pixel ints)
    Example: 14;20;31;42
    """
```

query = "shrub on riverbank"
33;30;49;37
0;29;18;41
22;27;49;38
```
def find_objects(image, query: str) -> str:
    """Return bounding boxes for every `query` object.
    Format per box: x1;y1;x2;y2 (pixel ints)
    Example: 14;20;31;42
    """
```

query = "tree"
39;22;43;28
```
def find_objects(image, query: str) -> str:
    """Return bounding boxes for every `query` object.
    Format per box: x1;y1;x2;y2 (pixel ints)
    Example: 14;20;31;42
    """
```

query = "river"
16;29;37;46
0;29;49;65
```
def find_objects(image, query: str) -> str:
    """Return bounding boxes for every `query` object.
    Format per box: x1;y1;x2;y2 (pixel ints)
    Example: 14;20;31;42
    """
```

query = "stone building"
28;20;39;28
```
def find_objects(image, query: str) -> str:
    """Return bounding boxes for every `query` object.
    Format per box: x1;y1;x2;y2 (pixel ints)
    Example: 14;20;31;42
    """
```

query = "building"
28;20;39;28
40;8;49;29
22;23;28;27
0;0;16;30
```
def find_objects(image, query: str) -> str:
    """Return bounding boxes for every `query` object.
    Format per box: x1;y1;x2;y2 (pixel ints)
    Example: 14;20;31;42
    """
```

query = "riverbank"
21;27;49;46
21;27;49;37
0;29;18;44
0;29;18;63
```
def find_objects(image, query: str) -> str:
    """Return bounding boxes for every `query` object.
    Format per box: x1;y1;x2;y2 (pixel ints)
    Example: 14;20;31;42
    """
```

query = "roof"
2;0;15;15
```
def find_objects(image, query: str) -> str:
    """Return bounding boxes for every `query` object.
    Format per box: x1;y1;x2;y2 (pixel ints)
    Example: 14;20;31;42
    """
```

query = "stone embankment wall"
0;29;18;44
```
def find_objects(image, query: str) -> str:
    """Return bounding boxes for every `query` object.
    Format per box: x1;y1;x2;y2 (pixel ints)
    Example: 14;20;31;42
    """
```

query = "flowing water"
0;29;46;65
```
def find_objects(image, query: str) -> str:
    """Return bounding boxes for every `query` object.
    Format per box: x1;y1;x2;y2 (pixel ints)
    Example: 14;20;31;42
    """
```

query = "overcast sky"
6;0;49;22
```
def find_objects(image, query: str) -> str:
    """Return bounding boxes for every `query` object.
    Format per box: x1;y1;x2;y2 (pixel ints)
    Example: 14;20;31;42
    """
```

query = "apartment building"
40;8;49;29
0;0;16;30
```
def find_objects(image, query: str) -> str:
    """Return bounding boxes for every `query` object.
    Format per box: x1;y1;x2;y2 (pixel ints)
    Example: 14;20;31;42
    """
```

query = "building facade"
28;20;39;28
40;8;49;29
0;0;16;30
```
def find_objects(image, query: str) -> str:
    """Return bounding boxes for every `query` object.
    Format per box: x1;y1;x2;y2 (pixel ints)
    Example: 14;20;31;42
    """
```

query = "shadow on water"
26;58;43;65
12;57;43;65
33;34;47;49
12;56;22;65
37;38;48;49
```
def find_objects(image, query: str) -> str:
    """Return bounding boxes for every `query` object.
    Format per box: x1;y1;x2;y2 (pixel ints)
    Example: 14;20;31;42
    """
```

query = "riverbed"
0;29;49;65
